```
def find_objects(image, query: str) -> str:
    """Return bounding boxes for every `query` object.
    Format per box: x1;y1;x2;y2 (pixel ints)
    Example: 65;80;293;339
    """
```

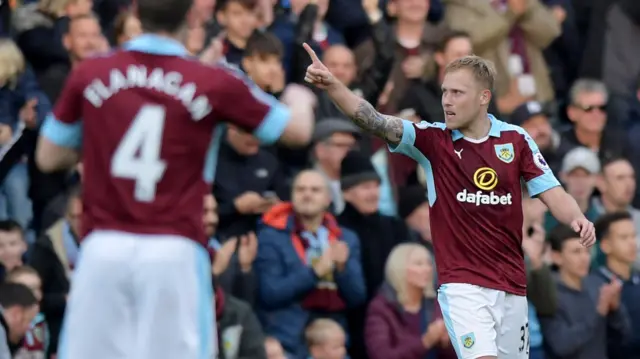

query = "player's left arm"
36;69;83;172
518;133;596;247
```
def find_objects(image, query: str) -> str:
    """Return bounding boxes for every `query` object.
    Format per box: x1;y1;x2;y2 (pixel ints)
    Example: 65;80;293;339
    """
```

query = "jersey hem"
438;279;526;296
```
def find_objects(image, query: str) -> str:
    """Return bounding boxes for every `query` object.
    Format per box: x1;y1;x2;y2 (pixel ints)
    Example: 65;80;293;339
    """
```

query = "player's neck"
574;128;601;151
606;258;632;280
299;215;324;232
459;113;491;140
559;270;583;290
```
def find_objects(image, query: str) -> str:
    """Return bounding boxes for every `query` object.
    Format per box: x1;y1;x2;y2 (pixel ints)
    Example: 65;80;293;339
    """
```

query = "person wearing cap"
311;119;361;214
511;101;561;173
545;147;602;268
336;150;412;359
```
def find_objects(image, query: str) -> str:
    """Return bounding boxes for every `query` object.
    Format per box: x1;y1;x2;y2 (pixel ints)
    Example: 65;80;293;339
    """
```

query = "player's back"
56;36;285;245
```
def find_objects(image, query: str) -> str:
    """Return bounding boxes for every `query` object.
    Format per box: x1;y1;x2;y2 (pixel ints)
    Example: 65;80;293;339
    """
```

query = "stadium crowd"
0;0;638;358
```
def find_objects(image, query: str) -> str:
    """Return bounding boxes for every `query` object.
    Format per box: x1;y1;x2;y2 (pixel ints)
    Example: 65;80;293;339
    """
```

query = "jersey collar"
451;114;502;141
122;34;189;57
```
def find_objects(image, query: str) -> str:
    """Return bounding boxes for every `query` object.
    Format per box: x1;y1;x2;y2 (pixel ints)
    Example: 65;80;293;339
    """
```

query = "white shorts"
437;283;529;359
58;230;215;359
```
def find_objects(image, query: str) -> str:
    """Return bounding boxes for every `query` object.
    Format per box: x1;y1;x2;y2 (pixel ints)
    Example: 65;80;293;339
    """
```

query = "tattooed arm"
324;79;404;145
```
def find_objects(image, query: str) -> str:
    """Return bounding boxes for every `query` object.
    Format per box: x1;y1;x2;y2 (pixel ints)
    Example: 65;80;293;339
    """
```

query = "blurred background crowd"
0;0;638;358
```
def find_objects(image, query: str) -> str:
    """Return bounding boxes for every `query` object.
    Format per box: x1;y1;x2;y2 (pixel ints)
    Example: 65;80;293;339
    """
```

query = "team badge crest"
461;333;476;349
494;143;515;163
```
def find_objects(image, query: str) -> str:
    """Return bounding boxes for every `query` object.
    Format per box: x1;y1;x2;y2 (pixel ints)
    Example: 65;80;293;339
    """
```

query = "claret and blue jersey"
39;34;292;245
390;114;560;296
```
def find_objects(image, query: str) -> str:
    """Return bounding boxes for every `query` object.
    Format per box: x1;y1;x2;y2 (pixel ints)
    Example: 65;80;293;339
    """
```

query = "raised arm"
302;43;403;145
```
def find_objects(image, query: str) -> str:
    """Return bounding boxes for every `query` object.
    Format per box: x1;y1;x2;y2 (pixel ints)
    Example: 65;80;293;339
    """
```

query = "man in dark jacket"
0;282;39;358
336;150;411;359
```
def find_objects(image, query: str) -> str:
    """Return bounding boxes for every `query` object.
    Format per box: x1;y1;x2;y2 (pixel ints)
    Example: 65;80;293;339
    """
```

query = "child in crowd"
305;319;347;359
6;266;48;359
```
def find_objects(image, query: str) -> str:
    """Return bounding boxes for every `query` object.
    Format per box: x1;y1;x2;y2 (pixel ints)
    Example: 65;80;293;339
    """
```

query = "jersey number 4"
111;105;167;202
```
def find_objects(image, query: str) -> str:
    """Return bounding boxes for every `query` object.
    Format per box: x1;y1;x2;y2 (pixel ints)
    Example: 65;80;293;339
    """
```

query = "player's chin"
444;118;461;130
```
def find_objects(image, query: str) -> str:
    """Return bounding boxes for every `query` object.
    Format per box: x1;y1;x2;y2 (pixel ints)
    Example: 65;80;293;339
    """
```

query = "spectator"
398;185;431;246
213;124;288;239
216;0;259;68
28;185;78;357
443;0;560;114
6;266;48;359
541;225;631;359
544;147;600;236
0;38;50;230
557;79;630;164
595;212;640;359
0;220;26;277
356;0;446;115
0;282;38;357
214;282;268;359
305;319;347;359
365;243;454;359
13;0;93;77
255;170;366;358
593;157;640;269
510;101;560;173
337;150;411;359
311;119;361;214
265;337;287;359
207;194;258;305
112;10;141;46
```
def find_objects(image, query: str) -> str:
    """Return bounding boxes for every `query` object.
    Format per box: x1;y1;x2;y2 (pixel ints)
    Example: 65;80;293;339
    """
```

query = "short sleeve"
40;69;84;149
519;131;560;197
387;120;445;161
209;66;290;145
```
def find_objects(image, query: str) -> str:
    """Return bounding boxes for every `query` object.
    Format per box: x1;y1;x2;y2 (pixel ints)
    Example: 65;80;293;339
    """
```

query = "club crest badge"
461;333;476;349
494;143;515;163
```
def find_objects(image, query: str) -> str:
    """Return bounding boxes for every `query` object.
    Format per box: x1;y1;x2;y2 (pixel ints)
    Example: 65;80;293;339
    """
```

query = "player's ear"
241;57;252;74
480;89;491;106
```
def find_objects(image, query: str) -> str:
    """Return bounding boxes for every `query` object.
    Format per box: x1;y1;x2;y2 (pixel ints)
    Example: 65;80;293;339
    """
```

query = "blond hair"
0;39;25;89
385;243;435;301
6;266;40;282
444;55;497;92
305;319;343;347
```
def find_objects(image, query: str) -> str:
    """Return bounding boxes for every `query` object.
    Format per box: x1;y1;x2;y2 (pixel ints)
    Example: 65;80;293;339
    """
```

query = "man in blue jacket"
255;169;366;359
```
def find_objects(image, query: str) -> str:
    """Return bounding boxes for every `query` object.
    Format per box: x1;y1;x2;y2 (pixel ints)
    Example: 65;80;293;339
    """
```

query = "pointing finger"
303;42;320;63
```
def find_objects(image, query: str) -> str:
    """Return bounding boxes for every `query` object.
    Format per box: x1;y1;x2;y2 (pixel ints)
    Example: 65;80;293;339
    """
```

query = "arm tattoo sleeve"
352;100;404;144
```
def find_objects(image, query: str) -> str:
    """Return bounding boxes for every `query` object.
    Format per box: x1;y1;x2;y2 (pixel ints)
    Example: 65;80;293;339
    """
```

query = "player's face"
601;219;637;265
292;172;331;217
555;239;591;278
521;115;553;150
323;46;356;86
561;168;596;202
311;330;347;359
203;194;219;237
217;2;258;40
441;69;487;130
343;180;380;215
243;55;283;92
0;230;26;271
405;248;433;289
568;91;607;134
11;274;43;302
64;18;104;62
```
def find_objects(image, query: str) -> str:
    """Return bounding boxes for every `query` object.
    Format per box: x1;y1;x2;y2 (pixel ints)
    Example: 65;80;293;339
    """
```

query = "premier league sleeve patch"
533;152;549;170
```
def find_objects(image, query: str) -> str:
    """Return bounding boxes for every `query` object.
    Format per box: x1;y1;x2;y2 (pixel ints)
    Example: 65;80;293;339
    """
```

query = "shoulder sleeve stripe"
41;113;82;149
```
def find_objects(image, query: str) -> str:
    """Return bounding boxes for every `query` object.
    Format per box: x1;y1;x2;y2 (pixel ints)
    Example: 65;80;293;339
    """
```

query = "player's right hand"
303;43;337;90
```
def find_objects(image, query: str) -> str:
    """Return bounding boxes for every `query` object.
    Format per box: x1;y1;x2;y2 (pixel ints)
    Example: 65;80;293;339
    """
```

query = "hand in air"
303;43;337;89
570;217;596;248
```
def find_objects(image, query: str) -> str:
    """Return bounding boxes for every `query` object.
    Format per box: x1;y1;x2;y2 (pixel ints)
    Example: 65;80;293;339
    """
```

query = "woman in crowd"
365;243;455;359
